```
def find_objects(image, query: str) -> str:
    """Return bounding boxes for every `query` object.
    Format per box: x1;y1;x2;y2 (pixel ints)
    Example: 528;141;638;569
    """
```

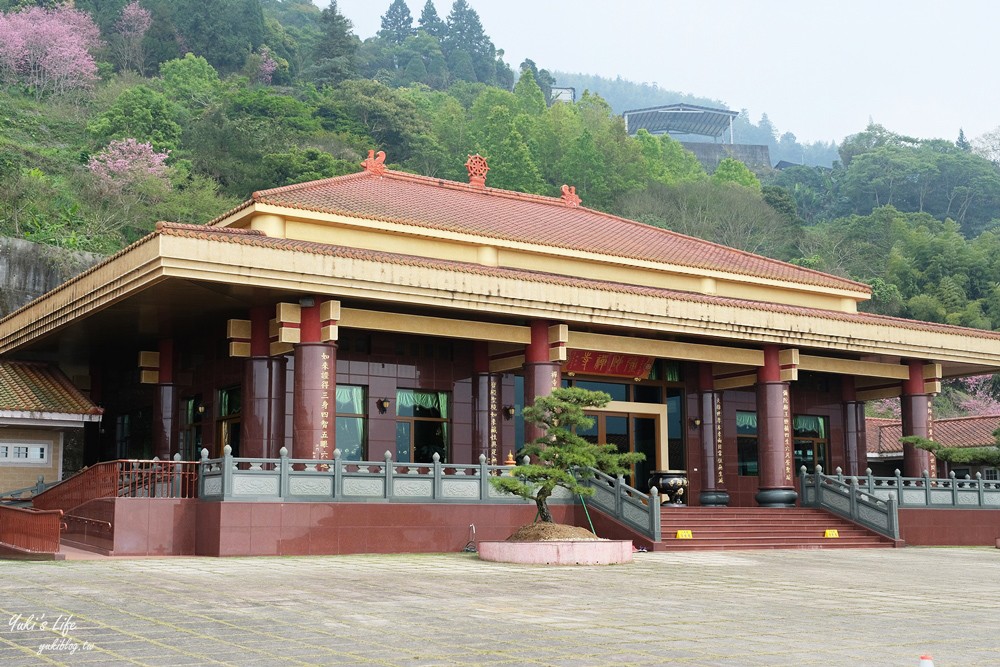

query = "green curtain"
793;415;826;438
335;385;365;460
396;389;448;417
336;385;364;414
736;411;758;434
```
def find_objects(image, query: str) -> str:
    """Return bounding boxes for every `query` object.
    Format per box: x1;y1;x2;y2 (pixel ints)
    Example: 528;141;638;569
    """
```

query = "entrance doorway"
579;407;668;492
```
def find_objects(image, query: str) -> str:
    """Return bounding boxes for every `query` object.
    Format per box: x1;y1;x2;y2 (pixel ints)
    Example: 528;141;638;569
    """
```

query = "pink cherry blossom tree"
0;5;102;99
88;138;171;198
113;1;152;75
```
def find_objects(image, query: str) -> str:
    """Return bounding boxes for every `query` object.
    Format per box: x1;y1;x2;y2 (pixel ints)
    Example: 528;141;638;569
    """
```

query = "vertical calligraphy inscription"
781;387;792;482
715;395;724;486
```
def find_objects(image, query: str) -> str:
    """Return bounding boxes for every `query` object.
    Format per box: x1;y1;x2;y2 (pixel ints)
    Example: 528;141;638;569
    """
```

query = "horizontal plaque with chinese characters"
565;350;654;379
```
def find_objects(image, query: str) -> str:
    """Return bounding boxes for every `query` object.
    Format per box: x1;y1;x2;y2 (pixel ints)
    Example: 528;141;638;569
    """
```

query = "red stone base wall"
194;502;580;557
899;509;1000;546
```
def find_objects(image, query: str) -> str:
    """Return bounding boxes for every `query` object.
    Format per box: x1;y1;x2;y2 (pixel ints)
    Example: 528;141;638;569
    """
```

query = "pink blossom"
0;6;102;98
254;46;278;85
114;1;151;73
88;139;170;195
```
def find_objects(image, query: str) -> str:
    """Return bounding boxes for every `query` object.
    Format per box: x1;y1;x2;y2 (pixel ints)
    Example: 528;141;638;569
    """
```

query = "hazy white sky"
320;0;1000;145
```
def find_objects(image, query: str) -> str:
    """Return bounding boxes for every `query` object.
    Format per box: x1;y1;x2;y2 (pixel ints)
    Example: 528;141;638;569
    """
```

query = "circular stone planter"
477;540;633;565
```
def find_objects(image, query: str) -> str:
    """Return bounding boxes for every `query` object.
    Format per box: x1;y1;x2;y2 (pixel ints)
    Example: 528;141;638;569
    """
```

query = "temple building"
4;151;1000;555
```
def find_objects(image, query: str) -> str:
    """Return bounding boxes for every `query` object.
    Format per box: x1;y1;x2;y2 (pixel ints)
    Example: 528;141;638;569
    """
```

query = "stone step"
656;507;892;550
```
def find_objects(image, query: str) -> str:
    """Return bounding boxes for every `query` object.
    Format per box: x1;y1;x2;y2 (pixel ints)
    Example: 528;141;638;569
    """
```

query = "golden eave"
3;230;999;378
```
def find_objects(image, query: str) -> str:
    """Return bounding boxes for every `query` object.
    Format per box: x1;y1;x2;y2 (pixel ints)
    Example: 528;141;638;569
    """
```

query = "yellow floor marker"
824;529;840;538
676;530;693;539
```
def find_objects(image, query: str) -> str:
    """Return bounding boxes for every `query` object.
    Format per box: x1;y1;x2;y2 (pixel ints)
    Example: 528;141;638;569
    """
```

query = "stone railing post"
222;445;234;500
649;487;661;540
432;452;442;500
976;472;984;506
886;496;899;540
384;451;394;500
864;468;874;494
278;447;289;499
478;454;489;500
923;470;931;505
332;448;343;500
894;469;903;496
835;466;843;483
198;448;209;497
848;476;858;519
615;475;624;517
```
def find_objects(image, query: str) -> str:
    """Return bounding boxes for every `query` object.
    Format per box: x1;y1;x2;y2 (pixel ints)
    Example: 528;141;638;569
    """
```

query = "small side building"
867;414;1000;479
0;361;103;492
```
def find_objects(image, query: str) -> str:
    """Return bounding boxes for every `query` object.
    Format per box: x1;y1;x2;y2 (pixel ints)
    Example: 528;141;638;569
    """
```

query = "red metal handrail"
0;506;62;553
33;460;199;513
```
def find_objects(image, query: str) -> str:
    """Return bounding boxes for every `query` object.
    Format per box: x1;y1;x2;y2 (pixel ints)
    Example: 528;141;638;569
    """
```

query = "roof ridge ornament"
361;149;386;176
465;154;489;188
560;184;581;207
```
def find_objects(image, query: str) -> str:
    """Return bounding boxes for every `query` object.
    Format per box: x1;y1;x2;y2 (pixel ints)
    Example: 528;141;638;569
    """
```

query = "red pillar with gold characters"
754;345;797;507
523;320;562;444
472;342;499;465
290;298;339;461
697;364;730;506
901;359;935;478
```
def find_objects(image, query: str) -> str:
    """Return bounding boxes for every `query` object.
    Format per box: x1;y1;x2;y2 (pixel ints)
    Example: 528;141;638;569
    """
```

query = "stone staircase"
658;507;897;551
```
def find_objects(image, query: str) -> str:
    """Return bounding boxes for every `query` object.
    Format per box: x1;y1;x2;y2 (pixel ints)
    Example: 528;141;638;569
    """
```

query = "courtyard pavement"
0;547;997;666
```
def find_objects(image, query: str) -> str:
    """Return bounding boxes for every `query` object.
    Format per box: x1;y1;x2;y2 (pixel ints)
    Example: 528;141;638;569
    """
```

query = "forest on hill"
2;0;1000;415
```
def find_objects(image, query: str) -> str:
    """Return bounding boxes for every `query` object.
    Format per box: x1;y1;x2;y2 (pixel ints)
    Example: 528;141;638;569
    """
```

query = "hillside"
1;0;1000;360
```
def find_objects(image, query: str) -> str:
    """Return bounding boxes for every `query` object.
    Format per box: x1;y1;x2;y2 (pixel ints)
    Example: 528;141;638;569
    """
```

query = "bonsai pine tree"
490;387;644;523
904;433;1000;469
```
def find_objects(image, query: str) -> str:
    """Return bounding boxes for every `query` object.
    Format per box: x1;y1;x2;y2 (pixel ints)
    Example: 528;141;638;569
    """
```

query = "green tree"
377;0;414;45
88;85;183;152
417;0;447;40
489;387;644;523
306;1;359;86
471;105;545;193
513;68;546;117
158;54;223;111
712;157;760;190
142;0;266;74
443;0;496;84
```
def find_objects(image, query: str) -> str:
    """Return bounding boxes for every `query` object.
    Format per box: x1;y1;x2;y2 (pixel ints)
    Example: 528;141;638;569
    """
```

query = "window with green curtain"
737;410;758;475
336;385;366;461
793;414;828;473
395;389;449;463
793;415;826;438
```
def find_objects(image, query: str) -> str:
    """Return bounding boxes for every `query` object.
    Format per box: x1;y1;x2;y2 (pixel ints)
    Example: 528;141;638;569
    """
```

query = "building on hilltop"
623;103;771;172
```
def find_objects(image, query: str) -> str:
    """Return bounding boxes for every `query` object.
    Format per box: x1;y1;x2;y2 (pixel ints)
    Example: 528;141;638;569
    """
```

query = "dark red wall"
899;509;1000;546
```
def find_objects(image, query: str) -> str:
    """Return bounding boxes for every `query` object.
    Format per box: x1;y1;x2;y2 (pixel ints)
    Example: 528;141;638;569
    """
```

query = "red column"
152;339;176;460
901;359;934;477
472;342;499;464
754;345;797;507
842;379;867;477
523;320;561;444
291;300;337;461
697;363;729;506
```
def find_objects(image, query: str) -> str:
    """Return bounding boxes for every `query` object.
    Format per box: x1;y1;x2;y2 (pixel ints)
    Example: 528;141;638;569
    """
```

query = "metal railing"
580;469;661;541
33;457;199;513
0;505;63;553
800;466;899;540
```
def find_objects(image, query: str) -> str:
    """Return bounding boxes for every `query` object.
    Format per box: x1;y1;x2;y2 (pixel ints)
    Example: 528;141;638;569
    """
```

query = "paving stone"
1;548;999;665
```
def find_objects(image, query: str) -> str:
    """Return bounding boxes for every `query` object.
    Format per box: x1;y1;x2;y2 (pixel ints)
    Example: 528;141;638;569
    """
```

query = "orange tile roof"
867;415;1000;455
0;362;103;416
212;169;870;293
157;222;1000;343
